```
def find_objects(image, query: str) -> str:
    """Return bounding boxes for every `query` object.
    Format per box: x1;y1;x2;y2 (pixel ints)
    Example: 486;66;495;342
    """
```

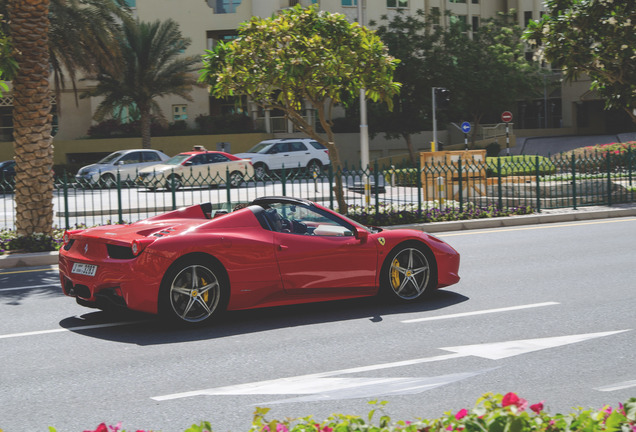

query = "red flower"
84;424;108;432
501;392;528;411
455;409;468;420
530;401;544;414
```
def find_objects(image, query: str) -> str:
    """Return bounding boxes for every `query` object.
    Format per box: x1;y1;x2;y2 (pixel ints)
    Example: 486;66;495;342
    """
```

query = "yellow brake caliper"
201;277;209;302
391;259;401;289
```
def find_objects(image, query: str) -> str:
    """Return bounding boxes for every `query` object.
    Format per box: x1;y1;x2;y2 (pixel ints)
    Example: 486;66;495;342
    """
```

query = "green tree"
8;0;54;236
82;18;201;148
524;0;636;125
370;9;539;155
447;11;541;148
370;9;445;164
199;5;400;213
3;0;130;236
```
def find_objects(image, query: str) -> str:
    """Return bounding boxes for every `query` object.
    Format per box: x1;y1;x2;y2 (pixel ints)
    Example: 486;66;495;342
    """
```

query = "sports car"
59;196;460;324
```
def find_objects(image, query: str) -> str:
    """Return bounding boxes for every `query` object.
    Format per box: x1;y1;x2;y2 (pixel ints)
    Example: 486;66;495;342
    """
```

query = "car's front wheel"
159;257;228;324
165;174;182;191
381;243;436;301
229;170;244;187
100;173;117;188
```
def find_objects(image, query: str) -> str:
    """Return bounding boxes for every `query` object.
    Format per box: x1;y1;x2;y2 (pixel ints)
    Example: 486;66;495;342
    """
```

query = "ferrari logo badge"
84;244;88;255
378;237;385;246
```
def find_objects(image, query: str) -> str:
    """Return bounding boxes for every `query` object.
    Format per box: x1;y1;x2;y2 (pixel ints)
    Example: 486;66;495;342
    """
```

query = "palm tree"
3;0;130;235
7;0;54;236
82;18;201;148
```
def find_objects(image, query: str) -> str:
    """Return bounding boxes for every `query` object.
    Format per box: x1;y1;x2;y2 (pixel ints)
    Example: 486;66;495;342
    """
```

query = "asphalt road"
1;217;635;432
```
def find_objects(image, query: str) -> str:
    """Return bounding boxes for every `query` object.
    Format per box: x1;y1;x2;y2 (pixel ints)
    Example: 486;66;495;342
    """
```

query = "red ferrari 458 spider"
59;196;460;324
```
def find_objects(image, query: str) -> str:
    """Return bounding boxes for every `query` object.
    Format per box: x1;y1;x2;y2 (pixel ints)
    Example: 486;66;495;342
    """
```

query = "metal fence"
0;150;634;231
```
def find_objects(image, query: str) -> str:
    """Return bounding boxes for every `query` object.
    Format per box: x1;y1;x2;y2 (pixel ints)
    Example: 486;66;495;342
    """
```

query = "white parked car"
75;149;169;187
235;138;330;179
137;150;254;191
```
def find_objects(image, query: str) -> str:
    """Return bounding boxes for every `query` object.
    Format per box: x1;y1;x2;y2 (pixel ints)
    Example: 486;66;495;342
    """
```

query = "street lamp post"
358;0;370;205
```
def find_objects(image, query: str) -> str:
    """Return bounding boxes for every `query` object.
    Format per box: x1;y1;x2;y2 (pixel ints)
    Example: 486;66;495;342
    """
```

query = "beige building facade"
0;0;625;164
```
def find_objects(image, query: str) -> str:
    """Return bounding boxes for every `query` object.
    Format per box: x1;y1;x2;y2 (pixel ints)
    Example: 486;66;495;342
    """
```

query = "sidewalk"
2;203;635;269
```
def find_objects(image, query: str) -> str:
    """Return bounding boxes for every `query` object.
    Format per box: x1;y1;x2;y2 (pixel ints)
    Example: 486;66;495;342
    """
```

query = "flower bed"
64;393;636;432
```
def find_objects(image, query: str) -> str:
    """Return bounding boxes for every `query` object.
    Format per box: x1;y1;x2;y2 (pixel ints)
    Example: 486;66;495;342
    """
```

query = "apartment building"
0;0;624;150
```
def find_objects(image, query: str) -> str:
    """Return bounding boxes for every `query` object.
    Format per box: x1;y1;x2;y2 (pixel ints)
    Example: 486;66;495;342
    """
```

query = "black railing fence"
0;150;633;231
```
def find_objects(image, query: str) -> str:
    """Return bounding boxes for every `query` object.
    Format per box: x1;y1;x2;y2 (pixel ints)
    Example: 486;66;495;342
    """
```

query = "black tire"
380;242;437;301
306;159;322;177
100;173;116;188
229;170;244;187
253;163;268;180
165;174;182;191
158;256;228;324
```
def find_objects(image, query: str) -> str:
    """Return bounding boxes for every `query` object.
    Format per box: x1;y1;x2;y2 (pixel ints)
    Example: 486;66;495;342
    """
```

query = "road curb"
385;206;636;233
2;206;635;269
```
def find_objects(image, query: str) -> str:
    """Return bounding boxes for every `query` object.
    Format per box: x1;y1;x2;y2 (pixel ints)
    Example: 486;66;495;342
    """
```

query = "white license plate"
71;263;98;277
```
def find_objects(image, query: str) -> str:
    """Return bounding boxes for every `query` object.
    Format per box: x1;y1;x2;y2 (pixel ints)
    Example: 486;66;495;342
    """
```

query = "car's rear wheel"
381;243;436;301
253;163;268;180
159;257;228;324
166;174;182;191
229;170;244;187
306;159;322;177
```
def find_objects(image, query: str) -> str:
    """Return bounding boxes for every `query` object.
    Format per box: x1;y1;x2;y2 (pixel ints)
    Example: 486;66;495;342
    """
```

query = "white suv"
235;138;330;179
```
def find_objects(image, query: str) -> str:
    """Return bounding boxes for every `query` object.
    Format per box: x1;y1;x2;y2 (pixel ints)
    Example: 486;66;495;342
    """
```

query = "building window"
342;0;357;6
450;15;468;32
472;0;479;3
524;11;533;27
472;16;479;32
449;0;466;3
124;0;136;7
213;0;241;14
387;0;408;8
173;105;188;121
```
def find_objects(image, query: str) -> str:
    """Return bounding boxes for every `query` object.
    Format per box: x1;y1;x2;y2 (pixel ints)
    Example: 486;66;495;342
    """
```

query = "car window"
288;142;306;152
120;152;142;164
264;202;354;236
189;155;207;165
309;141;326;150
268;143;288;154
208;153;230;163
143;152;162;162
97;151;125;164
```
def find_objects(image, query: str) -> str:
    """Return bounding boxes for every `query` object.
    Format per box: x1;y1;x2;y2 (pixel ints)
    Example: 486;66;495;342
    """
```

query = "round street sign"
461;121;471;133
501;111;513;123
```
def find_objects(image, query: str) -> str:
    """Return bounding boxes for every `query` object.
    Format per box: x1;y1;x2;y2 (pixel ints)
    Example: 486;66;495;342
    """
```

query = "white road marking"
595;380;636;392
402;302;560;323
0;321;143;340
152;329;630;402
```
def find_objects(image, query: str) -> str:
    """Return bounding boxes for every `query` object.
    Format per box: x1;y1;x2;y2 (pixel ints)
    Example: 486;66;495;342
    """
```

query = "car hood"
233;153;259;158
78;163;110;174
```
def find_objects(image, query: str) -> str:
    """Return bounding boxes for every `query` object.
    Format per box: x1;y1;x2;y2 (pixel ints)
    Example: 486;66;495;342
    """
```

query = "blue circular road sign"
461;121;471;133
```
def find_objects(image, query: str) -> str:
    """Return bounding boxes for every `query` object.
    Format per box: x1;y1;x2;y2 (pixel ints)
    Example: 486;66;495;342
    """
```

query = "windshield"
163;154;192;166
96;152;125;164
245;142;272;154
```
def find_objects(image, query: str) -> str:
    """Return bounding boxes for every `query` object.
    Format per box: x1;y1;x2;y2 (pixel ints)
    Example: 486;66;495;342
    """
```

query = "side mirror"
355;227;369;242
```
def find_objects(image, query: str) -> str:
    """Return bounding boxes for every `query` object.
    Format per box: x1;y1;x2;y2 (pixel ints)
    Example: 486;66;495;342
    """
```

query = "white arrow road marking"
595;379;636;392
258;371;491;405
440;329;629;360
152;329;630;402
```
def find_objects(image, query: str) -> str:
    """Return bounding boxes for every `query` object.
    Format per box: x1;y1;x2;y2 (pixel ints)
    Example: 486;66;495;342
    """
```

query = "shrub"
486;155;556;177
70;393;636;432
194;113;257;134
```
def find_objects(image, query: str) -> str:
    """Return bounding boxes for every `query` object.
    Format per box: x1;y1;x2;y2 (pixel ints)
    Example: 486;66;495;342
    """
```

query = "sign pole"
501;111;513;156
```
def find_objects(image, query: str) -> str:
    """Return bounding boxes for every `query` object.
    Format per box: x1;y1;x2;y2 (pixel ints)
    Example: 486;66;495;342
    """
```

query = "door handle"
278;244;288;251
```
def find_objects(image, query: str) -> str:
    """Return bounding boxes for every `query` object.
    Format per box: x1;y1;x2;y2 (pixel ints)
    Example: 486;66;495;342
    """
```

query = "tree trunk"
403;132;416;165
140;107;152;149
9;0;54;236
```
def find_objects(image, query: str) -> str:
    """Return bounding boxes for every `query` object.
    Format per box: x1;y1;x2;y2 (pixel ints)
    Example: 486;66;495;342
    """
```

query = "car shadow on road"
57;289;469;345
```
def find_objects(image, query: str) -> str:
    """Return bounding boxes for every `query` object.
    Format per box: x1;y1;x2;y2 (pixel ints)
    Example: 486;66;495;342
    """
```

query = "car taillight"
63;229;84;245
131;238;155;256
